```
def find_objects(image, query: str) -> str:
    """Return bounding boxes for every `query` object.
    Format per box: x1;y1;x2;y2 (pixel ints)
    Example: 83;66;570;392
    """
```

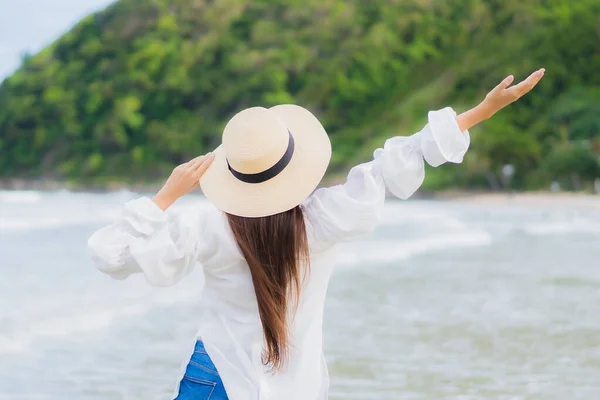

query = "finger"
194;153;214;173
511;68;545;95
194;153;215;176
493;75;515;92
514;69;543;92
186;155;207;169
178;156;201;170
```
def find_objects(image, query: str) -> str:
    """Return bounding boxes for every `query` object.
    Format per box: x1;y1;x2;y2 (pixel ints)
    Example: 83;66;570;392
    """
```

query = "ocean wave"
336;230;493;268
0;190;42;204
0;212;117;233
521;220;600;236
0;217;66;232
0;280;202;356
0;303;148;356
0;192;215;233
380;212;467;230
380;202;468;230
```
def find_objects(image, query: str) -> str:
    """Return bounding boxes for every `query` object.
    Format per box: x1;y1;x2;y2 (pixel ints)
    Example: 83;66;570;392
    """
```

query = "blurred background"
1;0;599;399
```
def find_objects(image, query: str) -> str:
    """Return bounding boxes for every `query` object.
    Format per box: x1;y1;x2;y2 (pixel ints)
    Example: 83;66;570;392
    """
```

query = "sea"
1;190;599;399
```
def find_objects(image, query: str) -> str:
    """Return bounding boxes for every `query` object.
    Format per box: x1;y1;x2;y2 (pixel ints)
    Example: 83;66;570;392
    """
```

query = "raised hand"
483;68;545;116
457;68;545;132
153;153;215;210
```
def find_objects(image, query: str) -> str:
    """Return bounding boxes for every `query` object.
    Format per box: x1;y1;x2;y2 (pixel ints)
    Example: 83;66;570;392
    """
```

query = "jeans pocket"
189;358;219;375
190;348;220;375
177;376;216;400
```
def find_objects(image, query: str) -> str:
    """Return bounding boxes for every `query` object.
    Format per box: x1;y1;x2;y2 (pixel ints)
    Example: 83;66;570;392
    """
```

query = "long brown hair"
226;205;309;371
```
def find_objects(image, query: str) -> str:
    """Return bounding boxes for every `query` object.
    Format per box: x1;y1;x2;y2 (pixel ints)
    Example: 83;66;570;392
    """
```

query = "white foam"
0;190;42;204
380;212;467;230
522;220;600;236
0;213;116;233
336;230;493;267
0;191;214;233
1;217;67;232
380;202;468;229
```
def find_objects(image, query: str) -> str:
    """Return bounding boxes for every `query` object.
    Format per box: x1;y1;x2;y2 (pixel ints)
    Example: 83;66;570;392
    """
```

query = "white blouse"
88;107;470;400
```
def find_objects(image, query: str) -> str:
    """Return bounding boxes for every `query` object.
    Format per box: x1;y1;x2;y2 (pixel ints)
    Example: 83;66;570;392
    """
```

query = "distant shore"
1;178;598;208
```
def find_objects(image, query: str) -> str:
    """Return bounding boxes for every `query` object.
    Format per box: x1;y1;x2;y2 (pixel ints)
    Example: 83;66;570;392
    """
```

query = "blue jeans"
175;340;229;400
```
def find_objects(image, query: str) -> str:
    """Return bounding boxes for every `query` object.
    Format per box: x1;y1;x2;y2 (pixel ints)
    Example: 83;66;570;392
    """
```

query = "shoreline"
1;179;598;208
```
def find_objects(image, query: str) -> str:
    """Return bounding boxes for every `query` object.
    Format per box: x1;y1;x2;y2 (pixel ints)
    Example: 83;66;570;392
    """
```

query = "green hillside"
1;0;599;190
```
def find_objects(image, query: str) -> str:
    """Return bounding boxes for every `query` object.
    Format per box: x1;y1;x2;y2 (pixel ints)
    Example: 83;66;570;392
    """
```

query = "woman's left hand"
481;68;545;118
457;68;545;132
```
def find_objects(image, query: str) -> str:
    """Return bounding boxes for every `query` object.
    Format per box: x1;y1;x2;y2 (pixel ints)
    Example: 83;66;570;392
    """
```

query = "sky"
0;0;114;80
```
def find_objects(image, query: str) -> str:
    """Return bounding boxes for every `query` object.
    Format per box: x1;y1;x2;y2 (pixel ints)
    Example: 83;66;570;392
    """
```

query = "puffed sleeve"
87;197;209;287
303;107;470;250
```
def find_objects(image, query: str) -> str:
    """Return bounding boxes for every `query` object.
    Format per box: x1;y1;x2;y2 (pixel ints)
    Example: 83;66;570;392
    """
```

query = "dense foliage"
1;0;599;190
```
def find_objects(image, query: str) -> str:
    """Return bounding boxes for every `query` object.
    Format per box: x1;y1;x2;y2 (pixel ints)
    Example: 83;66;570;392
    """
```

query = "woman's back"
194;205;338;400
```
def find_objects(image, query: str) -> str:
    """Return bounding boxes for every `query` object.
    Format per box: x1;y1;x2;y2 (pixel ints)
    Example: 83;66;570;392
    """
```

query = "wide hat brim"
200;104;332;218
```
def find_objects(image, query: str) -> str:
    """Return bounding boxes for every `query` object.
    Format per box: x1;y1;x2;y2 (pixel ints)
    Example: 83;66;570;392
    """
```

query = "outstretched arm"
302;69;546;250
457;68;545;132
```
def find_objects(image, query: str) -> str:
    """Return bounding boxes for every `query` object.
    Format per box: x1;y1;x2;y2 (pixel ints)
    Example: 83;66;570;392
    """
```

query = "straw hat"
200;104;332;217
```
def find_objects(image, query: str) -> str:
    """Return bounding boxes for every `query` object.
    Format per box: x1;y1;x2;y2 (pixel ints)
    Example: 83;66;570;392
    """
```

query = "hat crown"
222;107;290;174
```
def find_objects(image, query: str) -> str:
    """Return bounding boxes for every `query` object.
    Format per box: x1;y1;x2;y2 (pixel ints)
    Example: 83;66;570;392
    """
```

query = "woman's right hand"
153;153;215;210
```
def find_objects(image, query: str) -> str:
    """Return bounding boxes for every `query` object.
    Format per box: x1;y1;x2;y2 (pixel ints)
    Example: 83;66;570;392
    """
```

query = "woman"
88;69;545;400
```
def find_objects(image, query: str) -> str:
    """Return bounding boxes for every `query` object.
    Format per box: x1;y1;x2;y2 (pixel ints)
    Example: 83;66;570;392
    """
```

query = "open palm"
485;68;545;114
